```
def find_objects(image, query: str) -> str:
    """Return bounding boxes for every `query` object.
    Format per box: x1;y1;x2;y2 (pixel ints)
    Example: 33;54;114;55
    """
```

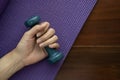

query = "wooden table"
56;0;120;80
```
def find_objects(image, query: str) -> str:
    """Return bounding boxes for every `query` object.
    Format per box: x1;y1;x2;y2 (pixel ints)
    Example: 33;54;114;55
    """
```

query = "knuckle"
24;31;30;36
55;44;60;48
35;25;40;30
41;35;48;41
49;43;60;48
36;39;39;43
41;35;48;40
49;28;55;33
45;22;50;26
40;37;45;41
34;24;39;28
54;35;58;40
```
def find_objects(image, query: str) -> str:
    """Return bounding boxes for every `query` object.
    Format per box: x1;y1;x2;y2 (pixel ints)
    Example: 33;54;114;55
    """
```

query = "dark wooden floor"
56;0;120;80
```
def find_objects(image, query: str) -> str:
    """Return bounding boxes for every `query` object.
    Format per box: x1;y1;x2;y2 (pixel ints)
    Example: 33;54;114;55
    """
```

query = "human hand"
14;22;59;66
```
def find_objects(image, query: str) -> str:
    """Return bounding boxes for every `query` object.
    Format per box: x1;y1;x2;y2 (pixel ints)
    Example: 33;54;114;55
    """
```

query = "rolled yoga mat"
0;0;97;80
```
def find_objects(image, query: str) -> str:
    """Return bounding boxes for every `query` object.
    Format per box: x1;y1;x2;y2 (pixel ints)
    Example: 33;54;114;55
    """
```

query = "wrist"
0;49;25;80
12;49;25;68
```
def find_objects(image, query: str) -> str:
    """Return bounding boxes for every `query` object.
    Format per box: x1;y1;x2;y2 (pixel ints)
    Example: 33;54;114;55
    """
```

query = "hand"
0;22;60;80
14;22;59;66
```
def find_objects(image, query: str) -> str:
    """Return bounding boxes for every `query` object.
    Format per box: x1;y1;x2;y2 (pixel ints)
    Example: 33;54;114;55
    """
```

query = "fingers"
24;22;49;38
48;43;60;48
37;28;55;43
24;21;60;49
38;35;59;48
36;24;49;37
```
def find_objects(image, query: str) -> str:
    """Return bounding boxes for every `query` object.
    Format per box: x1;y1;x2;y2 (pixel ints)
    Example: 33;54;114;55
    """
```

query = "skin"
0;22;60;80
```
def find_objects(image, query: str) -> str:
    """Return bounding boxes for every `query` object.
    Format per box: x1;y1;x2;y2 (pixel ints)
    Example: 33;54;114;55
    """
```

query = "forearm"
0;49;24;80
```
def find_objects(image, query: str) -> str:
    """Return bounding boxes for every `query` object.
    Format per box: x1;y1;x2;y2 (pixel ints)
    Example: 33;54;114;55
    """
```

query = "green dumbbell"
24;16;64;63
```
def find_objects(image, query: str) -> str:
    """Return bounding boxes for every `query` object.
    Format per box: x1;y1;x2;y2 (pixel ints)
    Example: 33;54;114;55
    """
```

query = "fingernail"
42;22;49;26
39;43;44;47
37;39;42;43
36;33;41;37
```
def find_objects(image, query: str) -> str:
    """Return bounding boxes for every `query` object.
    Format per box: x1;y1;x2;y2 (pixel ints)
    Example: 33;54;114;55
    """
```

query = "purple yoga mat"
0;0;97;80
0;0;9;16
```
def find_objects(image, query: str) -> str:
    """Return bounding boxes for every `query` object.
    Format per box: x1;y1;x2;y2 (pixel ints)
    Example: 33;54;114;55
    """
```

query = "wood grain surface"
56;0;120;80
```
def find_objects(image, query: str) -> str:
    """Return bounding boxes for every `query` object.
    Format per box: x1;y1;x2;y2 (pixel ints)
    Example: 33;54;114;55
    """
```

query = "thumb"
25;22;49;39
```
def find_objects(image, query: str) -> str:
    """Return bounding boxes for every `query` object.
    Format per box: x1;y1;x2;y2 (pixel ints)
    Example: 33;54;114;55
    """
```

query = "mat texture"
0;0;97;80
0;0;9;16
